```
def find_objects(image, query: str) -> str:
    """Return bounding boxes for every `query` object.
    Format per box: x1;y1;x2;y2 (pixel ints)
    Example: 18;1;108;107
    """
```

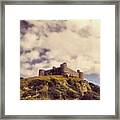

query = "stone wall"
38;62;84;79
39;69;45;76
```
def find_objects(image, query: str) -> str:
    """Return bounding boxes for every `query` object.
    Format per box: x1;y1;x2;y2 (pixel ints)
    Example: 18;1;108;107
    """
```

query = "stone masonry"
39;62;84;79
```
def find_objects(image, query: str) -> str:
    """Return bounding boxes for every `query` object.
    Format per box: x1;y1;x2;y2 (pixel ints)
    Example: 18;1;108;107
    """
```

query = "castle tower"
39;69;45;76
79;72;84;79
60;62;67;75
53;66;56;70
60;62;67;68
77;70;84;79
52;66;56;75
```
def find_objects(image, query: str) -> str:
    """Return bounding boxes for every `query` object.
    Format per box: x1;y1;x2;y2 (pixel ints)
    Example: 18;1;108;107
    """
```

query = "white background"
5;5;115;115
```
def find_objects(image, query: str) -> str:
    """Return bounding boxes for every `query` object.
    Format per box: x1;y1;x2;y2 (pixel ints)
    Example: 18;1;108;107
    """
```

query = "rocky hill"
20;75;100;100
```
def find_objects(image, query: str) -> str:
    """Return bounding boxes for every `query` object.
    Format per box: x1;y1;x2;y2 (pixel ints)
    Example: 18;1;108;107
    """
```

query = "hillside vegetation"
20;75;100;100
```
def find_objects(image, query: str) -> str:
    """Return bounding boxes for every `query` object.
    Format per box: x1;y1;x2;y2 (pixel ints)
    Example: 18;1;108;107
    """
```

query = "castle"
39;62;84;79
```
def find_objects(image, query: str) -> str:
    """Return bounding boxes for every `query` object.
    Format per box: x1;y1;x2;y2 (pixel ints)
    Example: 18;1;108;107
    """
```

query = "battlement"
60;62;67;68
38;63;84;79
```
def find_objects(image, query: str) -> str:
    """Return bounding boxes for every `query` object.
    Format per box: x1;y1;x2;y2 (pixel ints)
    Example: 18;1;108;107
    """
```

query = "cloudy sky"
20;20;100;78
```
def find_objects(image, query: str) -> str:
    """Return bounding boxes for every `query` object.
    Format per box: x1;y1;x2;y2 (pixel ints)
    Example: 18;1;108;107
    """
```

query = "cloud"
20;20;100;77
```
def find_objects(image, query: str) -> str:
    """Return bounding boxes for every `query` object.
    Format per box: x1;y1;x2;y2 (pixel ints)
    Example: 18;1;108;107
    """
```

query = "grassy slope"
24;75;80;81
20;75;100;100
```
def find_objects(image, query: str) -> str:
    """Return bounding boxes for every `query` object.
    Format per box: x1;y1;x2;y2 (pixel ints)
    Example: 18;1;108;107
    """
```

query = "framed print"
0;0;120;119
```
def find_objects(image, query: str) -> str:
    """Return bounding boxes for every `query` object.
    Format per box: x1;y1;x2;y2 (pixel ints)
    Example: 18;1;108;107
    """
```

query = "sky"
20;20;100;78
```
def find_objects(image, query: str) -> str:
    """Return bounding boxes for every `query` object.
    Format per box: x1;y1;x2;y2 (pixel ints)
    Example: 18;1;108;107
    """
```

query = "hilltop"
20;75;100;100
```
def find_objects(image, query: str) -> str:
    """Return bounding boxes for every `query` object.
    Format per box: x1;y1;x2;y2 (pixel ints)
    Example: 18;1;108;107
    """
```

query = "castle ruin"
39;62;84;79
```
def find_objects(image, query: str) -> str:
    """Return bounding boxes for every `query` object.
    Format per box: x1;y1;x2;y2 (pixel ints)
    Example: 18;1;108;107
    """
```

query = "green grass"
20;75;100;100
22;75;81;81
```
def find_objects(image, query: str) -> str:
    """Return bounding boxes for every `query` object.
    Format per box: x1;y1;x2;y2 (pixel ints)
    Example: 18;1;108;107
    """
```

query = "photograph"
1;0;119;118
20;20;100;100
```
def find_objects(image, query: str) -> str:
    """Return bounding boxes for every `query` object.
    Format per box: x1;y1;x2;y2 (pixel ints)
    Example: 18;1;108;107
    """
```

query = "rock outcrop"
20;75;100;100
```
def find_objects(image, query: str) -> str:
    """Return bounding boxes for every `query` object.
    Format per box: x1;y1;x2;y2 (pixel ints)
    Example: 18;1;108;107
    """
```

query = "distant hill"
20;75;100;100
85;74;100;86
